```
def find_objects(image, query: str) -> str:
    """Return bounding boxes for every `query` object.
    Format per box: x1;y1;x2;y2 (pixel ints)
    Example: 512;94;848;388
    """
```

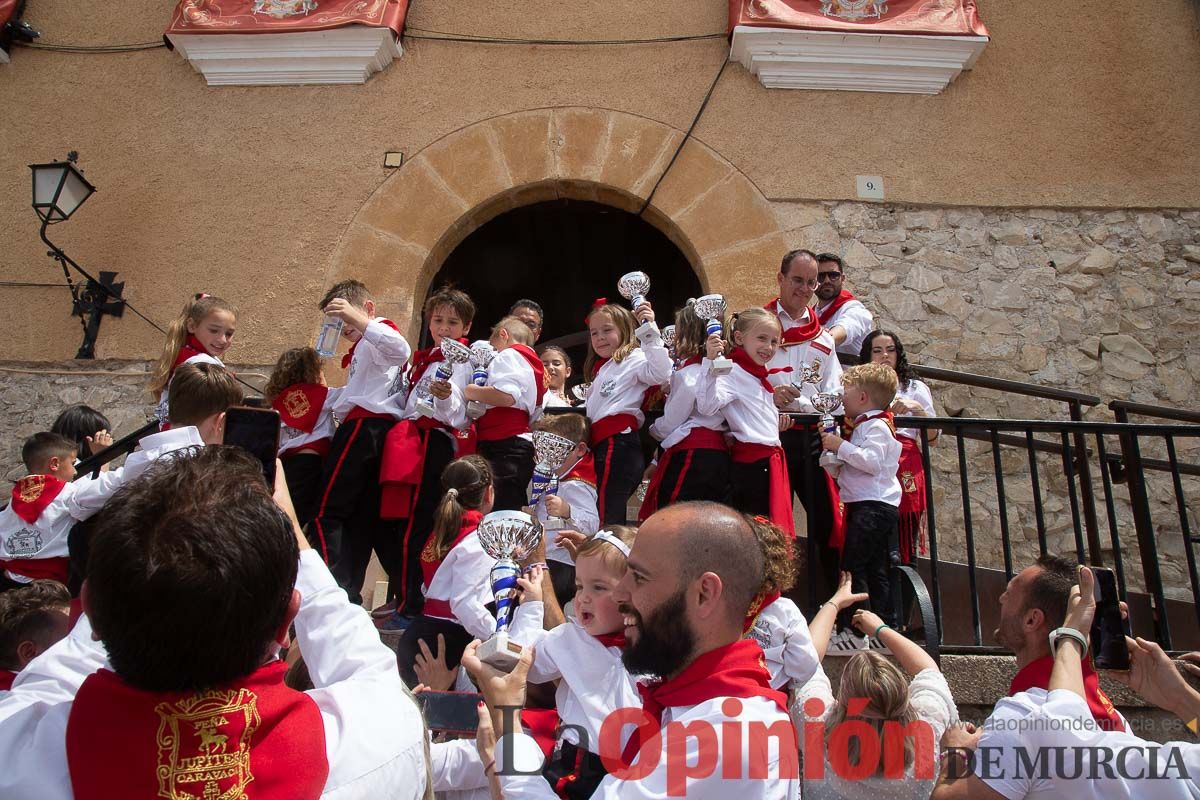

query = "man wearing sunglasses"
814;254;874;358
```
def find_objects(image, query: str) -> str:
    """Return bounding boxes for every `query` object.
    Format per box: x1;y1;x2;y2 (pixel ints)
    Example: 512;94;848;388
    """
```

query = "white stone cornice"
167;26;401;86
730;25;987;95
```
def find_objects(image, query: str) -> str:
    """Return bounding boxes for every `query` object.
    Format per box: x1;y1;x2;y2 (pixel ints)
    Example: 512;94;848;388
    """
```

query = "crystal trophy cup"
811;391;845;477
661;325;677;361
476;510;544;670
467;342;496;420
530;431;576;529
693;294;732;375
417;339;472;418
618;271;651;311
314;315;343;358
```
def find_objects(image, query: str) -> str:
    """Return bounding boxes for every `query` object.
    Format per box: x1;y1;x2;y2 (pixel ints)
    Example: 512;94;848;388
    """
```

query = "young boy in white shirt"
820;362;902;628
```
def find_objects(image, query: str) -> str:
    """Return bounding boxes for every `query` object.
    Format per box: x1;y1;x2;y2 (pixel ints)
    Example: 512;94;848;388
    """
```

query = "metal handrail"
1109;400;1200;425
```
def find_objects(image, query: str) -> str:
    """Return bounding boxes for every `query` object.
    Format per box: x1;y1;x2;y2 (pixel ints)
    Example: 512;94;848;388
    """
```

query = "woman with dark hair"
50;404;111;460
859;330;937;564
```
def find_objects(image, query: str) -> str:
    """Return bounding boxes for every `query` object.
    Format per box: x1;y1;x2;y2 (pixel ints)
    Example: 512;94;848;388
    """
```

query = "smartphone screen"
415;691;483;735
1090;567;1130;670
222;407;280;486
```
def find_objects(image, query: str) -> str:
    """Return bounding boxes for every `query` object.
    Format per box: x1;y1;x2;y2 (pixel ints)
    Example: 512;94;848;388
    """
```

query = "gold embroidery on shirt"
155;688;259;800
282;388;312;420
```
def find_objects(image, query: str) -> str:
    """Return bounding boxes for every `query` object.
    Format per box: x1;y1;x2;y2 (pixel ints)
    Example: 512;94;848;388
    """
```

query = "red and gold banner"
167;0;409;36
729;0;988;37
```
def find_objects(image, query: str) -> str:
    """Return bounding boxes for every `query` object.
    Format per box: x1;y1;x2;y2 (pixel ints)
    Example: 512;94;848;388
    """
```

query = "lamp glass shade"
30;160;95;222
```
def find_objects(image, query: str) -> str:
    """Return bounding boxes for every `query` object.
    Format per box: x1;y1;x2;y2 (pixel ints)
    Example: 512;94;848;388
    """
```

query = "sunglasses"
817;272;843;282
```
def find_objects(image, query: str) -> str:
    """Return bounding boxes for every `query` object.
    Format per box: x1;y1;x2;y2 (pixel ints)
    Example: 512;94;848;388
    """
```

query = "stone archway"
324;106;788;342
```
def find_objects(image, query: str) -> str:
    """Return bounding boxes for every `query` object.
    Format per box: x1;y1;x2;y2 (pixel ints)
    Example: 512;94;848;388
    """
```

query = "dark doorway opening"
425;199;701;385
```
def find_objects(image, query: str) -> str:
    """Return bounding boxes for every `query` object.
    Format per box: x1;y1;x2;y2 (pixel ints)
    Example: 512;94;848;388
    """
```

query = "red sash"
764;299;822;345
0;669;15;691
826;472;847;550
272;383;328;434
590;413;639;447
341;317;402;369
621;639;787;765
477;407;531;441
730;443;795;536
280;438;331;460
171;335;212;372
10;475;66;524
729;348;790;394
638;428;727;521
742;590;781;635
379;417;444;520
420;510;484;612
816;289;857;327
66;661;329;800
897;437;927;561
3;557;69;584
1009;655;1125;732
562;452;597;488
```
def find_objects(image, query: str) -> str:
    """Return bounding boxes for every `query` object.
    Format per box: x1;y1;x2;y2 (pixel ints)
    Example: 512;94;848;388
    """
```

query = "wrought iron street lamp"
29;153;95;223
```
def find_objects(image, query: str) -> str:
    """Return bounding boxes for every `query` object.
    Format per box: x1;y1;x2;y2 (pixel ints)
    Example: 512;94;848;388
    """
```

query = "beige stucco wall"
0;0;1197;364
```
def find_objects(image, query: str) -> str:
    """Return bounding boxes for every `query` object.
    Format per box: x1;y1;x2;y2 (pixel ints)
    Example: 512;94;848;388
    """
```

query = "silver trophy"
618;271;650;311
790;360;822;393
571;383;591;403
693;294;732;375
811;391;845;477
530;431;576;529
467;341;496;420
661;325;677;361
417;339;472;418
476;510;544;670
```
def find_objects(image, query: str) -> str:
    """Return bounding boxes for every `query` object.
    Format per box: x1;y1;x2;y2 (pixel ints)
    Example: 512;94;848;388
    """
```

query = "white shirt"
399;356;471;438
649;360;728;450
796;665;957;800
423;531;496;641
331;318;412;419
495;694;801;799
0;475;117;583
532;470;599;565
696;359;781;447
483;346;542;430
814;296;874;357
767;305;843;413
894;379;935;442
543;390;572;409
586;322;673;428
279;386;342;455
975;688;1200;799
835;412;902;505
0;549;428;799
745;598;820;691
154;351;223;425
431;738;489;800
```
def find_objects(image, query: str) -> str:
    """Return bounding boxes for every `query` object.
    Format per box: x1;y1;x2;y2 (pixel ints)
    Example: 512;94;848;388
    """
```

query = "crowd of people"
0;248;1196;798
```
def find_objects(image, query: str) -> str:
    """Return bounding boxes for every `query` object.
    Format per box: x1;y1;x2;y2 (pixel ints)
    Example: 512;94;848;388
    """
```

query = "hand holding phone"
415;691;484;735
1090;567;1131;670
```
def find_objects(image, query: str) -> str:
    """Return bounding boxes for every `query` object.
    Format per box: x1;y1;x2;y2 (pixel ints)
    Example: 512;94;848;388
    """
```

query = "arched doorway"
423;198;702;383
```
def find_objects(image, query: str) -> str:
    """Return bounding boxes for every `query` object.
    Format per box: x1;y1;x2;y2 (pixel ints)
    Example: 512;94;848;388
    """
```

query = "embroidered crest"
747;619;771;651
900;470;918;494
819;0;888;21
155;688;260;800
17;476;47;504
5;529;43;558
598;379;617;398
420;539;439;563
281;388;311;420
253;0;317;18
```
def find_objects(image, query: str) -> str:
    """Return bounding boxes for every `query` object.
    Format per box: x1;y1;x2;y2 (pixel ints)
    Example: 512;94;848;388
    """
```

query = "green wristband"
874;623;891;638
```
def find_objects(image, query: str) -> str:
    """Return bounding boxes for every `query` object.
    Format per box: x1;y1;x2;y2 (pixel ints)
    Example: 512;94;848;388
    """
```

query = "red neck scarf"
0;669;15;691
10;475;66;523
680;355;703;369
764;299;822;345
271;384;329;433
624;639;787;765
729;347;790;394
65;661;329;800
509;344;547;406
1009;654;1125;731
816;289;857;326
844;410;898;439
409;337;469;386
420;509;484;590
742;590;781;635
590;355;610;380
172;335;212;372
562;452;597;487
594;630;626;649
341;318;401;369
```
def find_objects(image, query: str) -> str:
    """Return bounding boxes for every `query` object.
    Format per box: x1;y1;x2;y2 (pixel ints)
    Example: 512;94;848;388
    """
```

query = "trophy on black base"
417;339;472;418
476;510;544;670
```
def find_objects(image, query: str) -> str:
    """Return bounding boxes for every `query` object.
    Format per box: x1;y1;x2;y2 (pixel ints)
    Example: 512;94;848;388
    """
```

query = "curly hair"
265;347;323;402
745;515;797;596
860;329;918;391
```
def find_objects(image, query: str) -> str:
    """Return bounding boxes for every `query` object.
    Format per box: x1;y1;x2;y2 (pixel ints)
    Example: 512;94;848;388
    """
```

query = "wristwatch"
1048;627;1088;655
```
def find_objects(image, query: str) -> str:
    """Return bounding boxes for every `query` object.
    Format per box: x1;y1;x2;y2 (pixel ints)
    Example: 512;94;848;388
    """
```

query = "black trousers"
594;431;644;525
647;447;731;511
397;430;455;617
780;428;839;608
396;614;473;688
478;436;535;512
281;451;326;531
729;458;771;518
841;500;900;627
306;416;399;605
548;560;576;606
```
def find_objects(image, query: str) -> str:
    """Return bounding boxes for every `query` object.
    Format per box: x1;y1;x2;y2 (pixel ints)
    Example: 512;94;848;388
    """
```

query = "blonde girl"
148;293;237;425
583;301;672;524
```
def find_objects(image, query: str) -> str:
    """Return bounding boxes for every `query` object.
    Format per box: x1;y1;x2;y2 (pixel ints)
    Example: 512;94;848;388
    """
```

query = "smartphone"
222;406;280;486
415;691;483;735
1090;567;1130;670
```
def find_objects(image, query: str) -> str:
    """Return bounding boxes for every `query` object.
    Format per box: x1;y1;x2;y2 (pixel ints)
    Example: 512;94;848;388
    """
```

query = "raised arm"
634;320;673;386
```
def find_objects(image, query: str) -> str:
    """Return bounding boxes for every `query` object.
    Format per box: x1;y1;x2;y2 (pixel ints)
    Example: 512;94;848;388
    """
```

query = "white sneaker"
825;629;868;656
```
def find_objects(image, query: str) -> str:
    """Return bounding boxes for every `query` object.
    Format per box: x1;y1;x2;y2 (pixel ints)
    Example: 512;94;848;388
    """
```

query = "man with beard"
813;253;874;359
464;501;800;799
993;553;1127;731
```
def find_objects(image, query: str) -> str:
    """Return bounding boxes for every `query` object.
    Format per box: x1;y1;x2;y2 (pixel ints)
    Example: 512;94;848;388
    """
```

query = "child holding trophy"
378;285;476;629
640;300;731;521
583;277;672;525
696;307;795;535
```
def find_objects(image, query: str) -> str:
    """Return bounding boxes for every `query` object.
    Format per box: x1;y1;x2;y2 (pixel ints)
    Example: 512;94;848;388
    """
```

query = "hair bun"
446;487;459;500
